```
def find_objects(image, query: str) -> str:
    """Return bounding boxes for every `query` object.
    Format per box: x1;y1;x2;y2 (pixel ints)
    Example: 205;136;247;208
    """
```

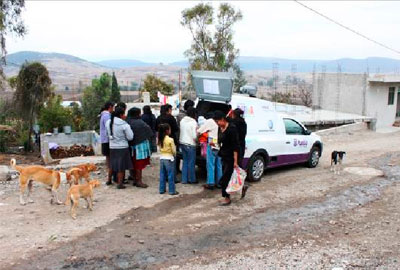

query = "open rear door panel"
191;70;234;103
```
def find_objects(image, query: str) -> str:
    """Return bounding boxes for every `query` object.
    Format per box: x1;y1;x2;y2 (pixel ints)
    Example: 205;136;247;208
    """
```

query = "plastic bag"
226;167;247;194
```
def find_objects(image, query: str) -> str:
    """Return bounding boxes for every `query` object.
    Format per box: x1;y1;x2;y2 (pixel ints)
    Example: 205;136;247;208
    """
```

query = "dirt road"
2;128;400;269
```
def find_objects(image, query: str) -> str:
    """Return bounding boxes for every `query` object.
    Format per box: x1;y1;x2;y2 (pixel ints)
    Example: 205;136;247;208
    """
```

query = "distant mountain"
168;60;189;67
97;59;157;68
5;51;400;75
237;56;400;73
168;56;400;73
3;51;111;92
5;51;100;66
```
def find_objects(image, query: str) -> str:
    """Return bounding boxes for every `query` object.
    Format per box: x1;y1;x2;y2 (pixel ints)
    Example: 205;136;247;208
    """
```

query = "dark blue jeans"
181;144;196;183
159;159;176;194
206;145;222;186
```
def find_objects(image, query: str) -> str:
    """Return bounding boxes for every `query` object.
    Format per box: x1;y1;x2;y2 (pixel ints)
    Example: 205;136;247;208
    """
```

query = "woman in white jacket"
179;107;198;184
106;107;134;189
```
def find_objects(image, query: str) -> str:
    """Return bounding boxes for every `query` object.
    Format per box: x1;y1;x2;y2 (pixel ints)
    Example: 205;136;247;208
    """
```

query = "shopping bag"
226;167;247;194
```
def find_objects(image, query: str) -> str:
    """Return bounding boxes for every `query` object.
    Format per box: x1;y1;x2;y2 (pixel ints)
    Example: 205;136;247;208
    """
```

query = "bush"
141;74;174;102
82;73;111;130
70;102;86;132
0;99;17;152
38;95;72;133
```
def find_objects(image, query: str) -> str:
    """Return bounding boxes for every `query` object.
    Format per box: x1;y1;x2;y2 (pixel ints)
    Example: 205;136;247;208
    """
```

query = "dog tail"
10;158;23;172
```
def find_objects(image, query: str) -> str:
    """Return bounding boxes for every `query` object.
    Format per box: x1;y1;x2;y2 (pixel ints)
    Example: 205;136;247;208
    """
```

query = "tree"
38;94;71;132
181;2;242;72
233;64;247;93
82;72;111;130
14;62;52;150
0;0;26;60
110;72;121;103
141;74;174;102
70;102;86;132
269;92;293;104
0;0;27;89
297;84;313;107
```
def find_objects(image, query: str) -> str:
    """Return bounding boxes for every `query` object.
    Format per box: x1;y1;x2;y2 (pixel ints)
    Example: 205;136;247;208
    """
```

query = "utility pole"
272;62;279;109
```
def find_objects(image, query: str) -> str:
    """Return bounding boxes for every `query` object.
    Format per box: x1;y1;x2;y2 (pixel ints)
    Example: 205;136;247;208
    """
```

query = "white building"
313;73;400;128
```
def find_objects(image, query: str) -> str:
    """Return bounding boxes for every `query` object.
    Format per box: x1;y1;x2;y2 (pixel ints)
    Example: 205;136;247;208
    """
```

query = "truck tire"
306;146;320;168
247;155;265;182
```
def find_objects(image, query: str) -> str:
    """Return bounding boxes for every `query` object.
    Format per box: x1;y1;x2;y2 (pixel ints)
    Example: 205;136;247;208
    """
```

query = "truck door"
283;118;310;164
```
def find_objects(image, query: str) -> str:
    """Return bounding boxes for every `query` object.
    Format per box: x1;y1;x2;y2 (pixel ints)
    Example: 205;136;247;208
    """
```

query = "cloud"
7;1;400;62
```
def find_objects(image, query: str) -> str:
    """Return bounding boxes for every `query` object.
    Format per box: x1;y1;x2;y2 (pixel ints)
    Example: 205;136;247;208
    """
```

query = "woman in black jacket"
127;107;153;188
213;111;240;206
231;108;247;167
155;104;179;146
141;105;157;152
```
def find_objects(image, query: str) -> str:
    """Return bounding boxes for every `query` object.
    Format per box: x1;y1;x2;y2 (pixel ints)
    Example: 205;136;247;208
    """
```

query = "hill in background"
3;50;400;93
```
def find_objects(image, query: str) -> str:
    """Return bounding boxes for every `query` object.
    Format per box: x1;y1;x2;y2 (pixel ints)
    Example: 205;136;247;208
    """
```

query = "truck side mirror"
304;129;312;135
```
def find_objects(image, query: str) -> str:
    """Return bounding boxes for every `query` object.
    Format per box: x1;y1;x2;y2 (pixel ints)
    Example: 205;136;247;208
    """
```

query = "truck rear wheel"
247;155;265;182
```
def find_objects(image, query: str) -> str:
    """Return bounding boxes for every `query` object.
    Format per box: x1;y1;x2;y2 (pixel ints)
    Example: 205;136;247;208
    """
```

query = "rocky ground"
1;128;400;270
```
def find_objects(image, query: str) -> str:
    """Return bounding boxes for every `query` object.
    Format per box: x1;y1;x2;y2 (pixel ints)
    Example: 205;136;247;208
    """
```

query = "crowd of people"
99;99;249;205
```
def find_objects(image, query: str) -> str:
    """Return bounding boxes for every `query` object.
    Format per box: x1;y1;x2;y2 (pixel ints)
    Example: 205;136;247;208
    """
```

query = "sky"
6;1;400;63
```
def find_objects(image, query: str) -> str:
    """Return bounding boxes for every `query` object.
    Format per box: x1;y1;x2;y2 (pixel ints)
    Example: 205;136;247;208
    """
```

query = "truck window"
284;119;304;135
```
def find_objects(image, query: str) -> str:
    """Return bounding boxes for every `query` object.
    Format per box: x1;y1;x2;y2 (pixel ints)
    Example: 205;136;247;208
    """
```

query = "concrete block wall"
315;122;368;136
40;131;101;164
313;73;366;115
367;82;400;128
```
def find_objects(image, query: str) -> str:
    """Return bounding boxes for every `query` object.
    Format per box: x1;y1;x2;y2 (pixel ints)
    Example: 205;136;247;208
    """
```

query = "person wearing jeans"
206;144;222;187
158;123;179;195
159;159;176;194
197;112;222;189
180;144;196;184
179;107;198;184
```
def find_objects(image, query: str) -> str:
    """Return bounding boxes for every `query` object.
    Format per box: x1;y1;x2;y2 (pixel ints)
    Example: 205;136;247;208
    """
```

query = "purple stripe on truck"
267;153;309;168
242;153;309;170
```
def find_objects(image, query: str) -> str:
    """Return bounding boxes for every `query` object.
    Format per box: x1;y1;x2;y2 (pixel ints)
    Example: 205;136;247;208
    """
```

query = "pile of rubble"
50;144;94;159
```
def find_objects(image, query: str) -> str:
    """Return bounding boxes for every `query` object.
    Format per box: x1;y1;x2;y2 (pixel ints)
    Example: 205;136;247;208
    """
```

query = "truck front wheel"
307;146;320;168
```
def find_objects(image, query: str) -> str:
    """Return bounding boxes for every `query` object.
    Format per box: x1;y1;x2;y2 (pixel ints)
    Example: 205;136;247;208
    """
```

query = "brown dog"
65;179;101;219
10;159;71;205
67;163;97;185
66;168;85;186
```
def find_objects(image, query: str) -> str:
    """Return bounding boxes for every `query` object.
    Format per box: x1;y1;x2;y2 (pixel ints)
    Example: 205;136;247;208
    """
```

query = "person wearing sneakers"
106;107;134;189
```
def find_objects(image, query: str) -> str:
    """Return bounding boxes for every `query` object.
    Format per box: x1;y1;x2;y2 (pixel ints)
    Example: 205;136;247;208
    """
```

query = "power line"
294;0;400;56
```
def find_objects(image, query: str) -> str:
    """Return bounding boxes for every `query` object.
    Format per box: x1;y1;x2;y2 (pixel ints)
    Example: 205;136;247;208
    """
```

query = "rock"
146;256;156;263
124;234;131;238
117;261;130;269
138;240;145;244
193;224;202;229
0;166;11;181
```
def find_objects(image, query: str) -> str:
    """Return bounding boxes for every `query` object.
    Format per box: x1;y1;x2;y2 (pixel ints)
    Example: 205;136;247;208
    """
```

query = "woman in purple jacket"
99;101;114;177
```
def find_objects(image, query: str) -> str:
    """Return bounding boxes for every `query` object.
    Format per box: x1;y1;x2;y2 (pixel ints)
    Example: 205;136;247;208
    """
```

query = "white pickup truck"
186;71;323;182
